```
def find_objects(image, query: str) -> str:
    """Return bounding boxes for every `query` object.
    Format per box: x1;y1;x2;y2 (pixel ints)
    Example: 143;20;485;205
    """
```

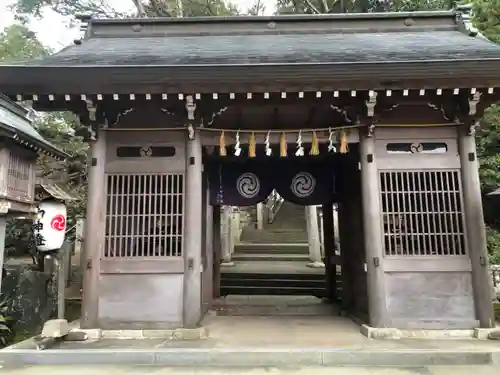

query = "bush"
0;298;13;347
487;227;500;265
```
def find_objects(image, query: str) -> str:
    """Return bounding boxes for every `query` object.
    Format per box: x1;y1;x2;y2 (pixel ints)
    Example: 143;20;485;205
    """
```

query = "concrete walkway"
3;365;500;375
2;315;500;367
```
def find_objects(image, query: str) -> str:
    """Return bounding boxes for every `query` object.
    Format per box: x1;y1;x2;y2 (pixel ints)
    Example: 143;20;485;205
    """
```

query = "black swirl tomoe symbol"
291;172;316;198
236;173;260;198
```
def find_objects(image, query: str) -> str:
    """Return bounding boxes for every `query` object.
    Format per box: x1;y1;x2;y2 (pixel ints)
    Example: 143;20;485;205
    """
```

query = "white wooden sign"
34;201;67;252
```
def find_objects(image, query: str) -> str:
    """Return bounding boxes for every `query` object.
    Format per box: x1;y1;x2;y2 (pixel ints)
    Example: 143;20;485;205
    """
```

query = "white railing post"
221;206;234;267
256;202;264;230
333;204;340;255
306;205;324;268
318;206;324;258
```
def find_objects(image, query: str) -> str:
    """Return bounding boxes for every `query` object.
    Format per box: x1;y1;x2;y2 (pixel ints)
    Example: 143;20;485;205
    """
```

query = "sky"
0;0;276;50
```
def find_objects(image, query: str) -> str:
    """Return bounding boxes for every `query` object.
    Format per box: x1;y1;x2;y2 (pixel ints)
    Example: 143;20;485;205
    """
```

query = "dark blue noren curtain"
273;160;335;206
208;159;336;206
208;160;273;206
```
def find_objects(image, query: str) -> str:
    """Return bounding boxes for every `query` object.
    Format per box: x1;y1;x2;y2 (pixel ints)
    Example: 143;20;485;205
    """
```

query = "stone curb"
0;349;496;367
70;327;209;340
361;324;500;340
3;327;209;351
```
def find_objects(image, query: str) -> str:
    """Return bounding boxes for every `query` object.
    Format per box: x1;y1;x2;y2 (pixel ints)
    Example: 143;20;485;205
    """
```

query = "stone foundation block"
361;324;475;339
72;327;208;340
41;319;71;339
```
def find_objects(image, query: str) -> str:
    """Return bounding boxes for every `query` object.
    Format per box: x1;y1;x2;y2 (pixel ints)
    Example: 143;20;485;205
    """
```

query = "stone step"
231;253;311;262
221;277;324;288
213;296;339;316
221;272;327;281
235;243;309;255
268;202;307;228
239;229;308;243
220;285;326;298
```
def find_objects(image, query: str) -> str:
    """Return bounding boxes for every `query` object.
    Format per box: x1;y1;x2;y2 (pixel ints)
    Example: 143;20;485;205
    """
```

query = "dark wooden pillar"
359;131;388;328
458;127;495;328
203;181;214;312
213;205;221;299
322;203;337;301
81;131;106;329
338;200;353;312
183;131;203;327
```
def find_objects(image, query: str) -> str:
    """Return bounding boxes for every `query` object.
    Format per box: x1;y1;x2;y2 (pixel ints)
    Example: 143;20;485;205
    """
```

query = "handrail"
266;190;285;224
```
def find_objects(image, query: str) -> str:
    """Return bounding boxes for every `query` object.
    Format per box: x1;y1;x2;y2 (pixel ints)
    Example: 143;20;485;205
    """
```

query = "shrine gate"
0;8;498;331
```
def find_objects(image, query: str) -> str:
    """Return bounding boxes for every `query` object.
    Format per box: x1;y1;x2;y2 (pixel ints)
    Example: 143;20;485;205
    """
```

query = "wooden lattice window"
379;170;466;256
7;153;33;201
104;173;184;258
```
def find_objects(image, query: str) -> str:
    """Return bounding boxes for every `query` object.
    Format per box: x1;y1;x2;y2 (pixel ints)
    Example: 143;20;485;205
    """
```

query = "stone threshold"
5;323;208;351
73;327;209;340
361;324;500;340
0;348;499;367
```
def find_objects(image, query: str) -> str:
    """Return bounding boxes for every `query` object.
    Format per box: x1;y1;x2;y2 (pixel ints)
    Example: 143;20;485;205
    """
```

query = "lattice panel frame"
7;153;34;202
379;170;467;257
104;173;184;258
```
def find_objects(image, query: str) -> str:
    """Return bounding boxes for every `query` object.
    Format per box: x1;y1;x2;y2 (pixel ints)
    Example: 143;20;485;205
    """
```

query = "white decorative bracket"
187;124;195;140
85;99;97;122
468;120;481;136
366;91;378;118
185;95;196;121
367;124;376;138
85;99;97;141
469;92;482;116
185;95;196;140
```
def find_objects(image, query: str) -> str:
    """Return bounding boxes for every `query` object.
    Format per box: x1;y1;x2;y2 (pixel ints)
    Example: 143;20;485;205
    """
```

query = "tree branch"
304;0;321;13
131;0;147;17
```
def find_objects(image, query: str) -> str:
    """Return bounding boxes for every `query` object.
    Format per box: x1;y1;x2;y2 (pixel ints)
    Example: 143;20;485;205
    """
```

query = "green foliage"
0;24;88;262
477;105;500;194
144;0;240;16
472;0;500;43
12;0;241;18
0;298;13;347
11;0;128;19
487;227;500;264
0;24;49;62
276;0;458;14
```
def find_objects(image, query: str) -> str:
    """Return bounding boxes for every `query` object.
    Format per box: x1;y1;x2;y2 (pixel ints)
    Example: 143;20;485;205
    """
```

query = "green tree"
276;0;457;14
11;0;242;19
0;24;49;62
0;24;88;263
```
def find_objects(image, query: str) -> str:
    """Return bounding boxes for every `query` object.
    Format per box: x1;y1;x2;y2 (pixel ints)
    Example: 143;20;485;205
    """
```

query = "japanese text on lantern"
33;207;46;247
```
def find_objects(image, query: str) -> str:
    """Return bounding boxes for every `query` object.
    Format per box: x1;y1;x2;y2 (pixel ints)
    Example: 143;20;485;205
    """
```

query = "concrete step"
267;202;307;229
220;285;327;298
221;272;326;281
239;229;308;243
231;253;310;262
221;270;328;299
235;243;309;255
221;277;325;288
213;296;339;316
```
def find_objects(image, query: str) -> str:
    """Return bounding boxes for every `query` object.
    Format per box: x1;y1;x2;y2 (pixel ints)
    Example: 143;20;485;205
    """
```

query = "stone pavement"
2;315;500;367
2;365;500;375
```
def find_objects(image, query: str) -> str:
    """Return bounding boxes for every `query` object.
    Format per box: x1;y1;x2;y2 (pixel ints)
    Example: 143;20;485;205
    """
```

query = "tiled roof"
24;30;500;67
2;11;500;95
0;94;68;159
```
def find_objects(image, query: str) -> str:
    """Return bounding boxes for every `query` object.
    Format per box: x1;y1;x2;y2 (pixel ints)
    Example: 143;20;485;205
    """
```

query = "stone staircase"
221;202;326;298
